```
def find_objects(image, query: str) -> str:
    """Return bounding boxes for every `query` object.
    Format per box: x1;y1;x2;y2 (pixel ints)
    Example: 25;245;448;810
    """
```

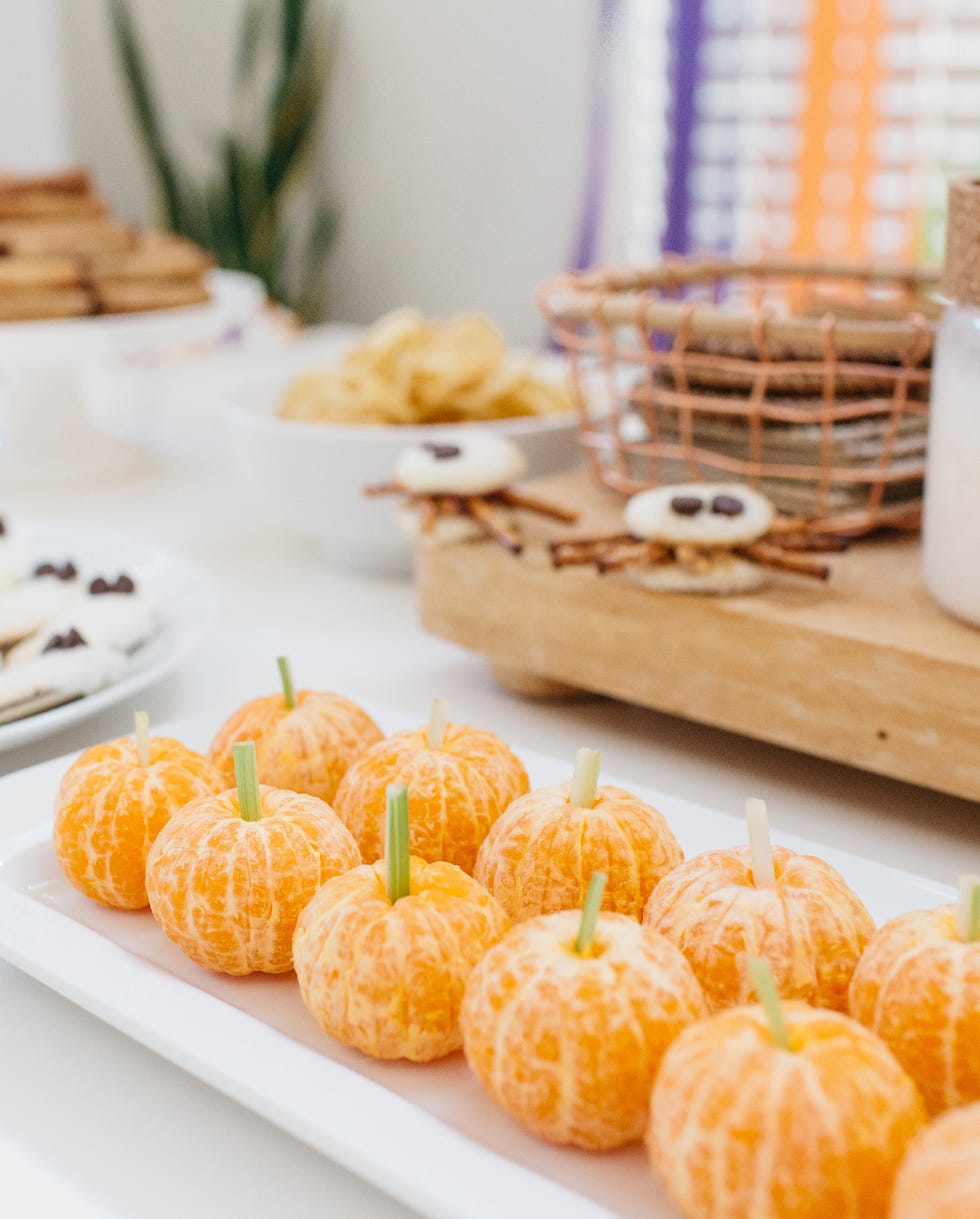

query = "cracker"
0;219;136;257
0;255;83;290
0;192;108;222
0;286;93;321
87;234;212;282
94;278;211;314
0;167;92;197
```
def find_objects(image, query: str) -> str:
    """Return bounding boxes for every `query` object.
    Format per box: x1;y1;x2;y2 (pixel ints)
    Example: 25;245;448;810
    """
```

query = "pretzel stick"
551;544;603;569
549;532;634;554
417;498;438;535
363;481;404;497
466;497;524;554
772;531;850;554
596;542;671;573
497;489;579;523
738;543;830;581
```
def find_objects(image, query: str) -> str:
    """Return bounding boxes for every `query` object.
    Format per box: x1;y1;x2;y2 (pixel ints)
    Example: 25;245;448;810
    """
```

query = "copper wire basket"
538;259;938;535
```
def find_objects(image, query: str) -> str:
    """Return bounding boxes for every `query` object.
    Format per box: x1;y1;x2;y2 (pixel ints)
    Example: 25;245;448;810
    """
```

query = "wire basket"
537;259;938;535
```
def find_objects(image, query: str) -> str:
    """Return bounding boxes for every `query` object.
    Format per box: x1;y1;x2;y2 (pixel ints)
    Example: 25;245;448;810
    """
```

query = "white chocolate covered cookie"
0;579;82;647
633;556;767;594
0;645;127;724
625;483;774;547
394;506;486;548
5;592;155;666
394;433;527;496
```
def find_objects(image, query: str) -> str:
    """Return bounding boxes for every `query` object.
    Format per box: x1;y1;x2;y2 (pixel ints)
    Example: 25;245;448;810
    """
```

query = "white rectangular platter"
0;706;956;1219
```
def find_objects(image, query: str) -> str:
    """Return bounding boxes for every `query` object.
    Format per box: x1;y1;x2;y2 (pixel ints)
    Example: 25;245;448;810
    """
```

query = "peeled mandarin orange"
293;855;509;1061
848;905;980;1113
889;1101;980;1219
648;1002;927;1219
474;780;682;922
331;721;528;873
644;845;875;1012
460;910;707;1150
146;780;360;975
208;681;382;804
54;735;223;909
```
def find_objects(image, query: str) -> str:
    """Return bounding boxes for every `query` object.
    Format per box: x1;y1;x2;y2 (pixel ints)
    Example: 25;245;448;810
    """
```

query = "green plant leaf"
108;0;185;231
236;0;267;86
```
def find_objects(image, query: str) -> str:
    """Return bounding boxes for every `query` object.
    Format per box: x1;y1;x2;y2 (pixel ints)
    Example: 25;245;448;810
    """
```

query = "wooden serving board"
416;471;980;802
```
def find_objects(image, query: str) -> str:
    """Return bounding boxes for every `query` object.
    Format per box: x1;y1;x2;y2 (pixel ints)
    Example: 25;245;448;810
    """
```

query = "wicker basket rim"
538;258;939;362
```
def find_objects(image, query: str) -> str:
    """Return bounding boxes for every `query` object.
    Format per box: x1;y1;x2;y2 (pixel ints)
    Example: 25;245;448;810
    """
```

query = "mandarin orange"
644;843;874;1011
460;898;707;1150
332;705;528;873
54;717;223;909
146;743;360;974
293;857;509;1061
648;1000;927;1219
849;902;980;1114
889;1100;980;1219
474;748;682;921
208;659;382;804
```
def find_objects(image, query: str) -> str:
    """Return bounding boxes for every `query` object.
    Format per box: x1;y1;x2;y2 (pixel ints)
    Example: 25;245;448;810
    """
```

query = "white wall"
54;0;624;343
0;1;72;168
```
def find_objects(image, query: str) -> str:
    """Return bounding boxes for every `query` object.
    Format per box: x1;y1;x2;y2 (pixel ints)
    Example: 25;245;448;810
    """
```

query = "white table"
2;459;977;1219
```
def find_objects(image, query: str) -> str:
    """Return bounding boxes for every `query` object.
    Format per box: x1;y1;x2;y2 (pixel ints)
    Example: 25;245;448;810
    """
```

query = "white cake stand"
0;269;266;484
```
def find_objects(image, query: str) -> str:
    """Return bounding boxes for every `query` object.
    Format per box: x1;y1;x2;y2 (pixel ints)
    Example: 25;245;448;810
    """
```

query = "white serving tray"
0;708;956;1219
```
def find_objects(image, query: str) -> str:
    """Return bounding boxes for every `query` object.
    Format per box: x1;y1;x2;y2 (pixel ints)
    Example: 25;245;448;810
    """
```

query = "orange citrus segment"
474;781;682;921
461;911;707;1150
145;785;360;974
332;722;529;873
53;736;224;910
644;845;875;1011
849;905;980;1114
208;690;383;803
293;856;509;1061
648;1003;926;1219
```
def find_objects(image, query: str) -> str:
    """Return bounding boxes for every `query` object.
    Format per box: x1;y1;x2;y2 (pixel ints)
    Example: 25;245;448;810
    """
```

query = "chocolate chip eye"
711;495;744;517
422;443;461;461
89;574;136;595
34;561;77;581
670;495;704;516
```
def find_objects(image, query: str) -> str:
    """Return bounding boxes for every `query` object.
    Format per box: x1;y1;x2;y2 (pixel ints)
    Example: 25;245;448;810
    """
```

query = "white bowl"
221;347;580;574
0;270;266;485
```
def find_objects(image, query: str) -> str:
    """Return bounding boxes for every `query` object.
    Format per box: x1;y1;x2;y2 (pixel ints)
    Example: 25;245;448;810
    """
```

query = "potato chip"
277;310;571;426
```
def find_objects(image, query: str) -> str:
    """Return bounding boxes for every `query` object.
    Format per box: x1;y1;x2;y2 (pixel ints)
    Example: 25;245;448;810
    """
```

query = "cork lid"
943;176;980;305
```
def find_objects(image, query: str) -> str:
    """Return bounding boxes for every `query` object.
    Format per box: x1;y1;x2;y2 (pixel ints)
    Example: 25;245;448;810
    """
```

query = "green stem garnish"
134;710;150;767
428;698;448;750
234;741;262;822
957;874;980;942
569;748;601;809
385;783;411;903
277;656;296;710
748;957;791;1051
574;871;607;955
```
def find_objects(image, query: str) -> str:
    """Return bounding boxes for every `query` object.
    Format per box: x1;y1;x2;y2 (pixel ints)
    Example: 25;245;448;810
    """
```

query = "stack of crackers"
0;167;213;322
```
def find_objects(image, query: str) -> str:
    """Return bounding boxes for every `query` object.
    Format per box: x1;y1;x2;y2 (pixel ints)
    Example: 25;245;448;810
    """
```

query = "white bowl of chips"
221;312;580;574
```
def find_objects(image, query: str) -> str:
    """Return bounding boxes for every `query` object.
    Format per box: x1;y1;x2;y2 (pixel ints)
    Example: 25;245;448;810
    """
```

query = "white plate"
0;527;217;752
0;705;954;1219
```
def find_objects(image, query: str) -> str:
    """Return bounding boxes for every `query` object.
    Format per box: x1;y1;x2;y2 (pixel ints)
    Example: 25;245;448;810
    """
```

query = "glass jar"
922;178;980;627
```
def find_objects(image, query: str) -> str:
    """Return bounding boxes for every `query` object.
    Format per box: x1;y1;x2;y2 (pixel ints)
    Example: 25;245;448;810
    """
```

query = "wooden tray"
416;472;980;802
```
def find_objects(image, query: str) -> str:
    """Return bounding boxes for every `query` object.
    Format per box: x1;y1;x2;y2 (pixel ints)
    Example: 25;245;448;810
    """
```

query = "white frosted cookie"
632;557;767;595
394;433;527;496
625;483;774;547
0;579;82;647
0;645;127;724
5;592;155;666
0;539;28;590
